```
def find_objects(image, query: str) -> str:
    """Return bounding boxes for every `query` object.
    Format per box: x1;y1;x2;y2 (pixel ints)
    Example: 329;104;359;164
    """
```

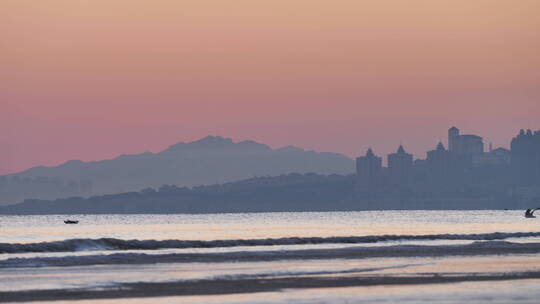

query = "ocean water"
1;210;540;303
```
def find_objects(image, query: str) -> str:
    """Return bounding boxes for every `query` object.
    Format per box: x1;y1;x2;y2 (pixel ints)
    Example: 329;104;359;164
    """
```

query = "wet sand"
1;271;540;302
2;212;539;303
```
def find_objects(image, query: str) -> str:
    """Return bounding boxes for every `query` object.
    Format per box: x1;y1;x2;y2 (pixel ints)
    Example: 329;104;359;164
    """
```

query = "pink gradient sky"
1;0;539;174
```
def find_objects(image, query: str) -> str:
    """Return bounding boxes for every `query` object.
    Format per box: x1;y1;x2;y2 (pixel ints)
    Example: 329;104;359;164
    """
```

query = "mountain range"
0;136;354;205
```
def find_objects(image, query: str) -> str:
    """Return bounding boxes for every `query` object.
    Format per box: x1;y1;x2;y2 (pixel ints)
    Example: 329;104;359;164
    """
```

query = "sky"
1;0;539;174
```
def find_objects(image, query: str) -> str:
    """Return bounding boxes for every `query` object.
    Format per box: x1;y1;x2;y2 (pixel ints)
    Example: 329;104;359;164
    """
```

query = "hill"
0;173;521;215
0;136;354;205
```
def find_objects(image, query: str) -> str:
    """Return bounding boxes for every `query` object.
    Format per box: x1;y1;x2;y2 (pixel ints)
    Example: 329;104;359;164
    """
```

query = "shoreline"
2;271;540;303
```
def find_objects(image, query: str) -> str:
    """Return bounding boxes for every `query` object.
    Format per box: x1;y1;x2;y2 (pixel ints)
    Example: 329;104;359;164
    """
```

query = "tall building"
511;129;540;187
356;148;382;191
448;127;459;152
426;142;451;183
472;147;510;167
447;127;484;155
388;145;413;189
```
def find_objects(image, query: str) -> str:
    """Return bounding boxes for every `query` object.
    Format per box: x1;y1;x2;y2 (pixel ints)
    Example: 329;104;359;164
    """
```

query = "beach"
1;211;540;303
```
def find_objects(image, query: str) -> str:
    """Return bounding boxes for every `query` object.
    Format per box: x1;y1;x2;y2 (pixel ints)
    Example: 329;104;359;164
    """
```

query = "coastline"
2;271;540;303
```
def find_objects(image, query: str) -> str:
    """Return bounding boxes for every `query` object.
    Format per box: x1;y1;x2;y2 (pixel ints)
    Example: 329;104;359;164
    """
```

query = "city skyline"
2;2;539;302
2;124;533;175
3;125;539;212
2;125;537;206
2;0;539;174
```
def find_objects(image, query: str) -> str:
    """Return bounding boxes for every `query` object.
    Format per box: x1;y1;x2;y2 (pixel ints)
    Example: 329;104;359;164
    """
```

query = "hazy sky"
1;0;539;174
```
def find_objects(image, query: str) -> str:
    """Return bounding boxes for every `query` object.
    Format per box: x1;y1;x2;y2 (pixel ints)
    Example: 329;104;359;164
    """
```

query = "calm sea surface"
1;210;539;303
2;210;538;243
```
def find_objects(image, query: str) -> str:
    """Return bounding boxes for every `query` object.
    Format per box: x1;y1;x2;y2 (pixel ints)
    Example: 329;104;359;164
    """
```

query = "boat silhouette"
64;220;79;224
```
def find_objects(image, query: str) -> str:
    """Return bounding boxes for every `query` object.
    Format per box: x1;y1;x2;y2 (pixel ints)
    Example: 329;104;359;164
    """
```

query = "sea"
1;210;540;303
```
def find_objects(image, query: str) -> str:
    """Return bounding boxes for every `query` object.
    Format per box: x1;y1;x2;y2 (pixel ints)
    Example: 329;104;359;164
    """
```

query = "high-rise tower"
448;126;459;153
511;129;540;186
426;142;451;184
356;148;382;192
388;145;413;189
448;126;484;155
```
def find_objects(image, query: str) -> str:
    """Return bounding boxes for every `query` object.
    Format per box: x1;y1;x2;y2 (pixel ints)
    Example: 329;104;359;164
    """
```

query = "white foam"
2;240;539;268
2;231;540;254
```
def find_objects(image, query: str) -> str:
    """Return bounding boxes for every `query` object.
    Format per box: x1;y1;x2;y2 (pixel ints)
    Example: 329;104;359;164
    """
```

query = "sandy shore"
1;271;540;303
3;241;540;302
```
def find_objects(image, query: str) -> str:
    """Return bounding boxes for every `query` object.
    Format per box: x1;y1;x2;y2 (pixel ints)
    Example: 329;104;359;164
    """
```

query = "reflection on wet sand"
2;254;540;303
2;211;539;303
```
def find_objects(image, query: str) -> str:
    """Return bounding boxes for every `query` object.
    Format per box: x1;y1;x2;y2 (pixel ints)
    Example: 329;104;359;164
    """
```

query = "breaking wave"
2;241;540;268
2;231;540;254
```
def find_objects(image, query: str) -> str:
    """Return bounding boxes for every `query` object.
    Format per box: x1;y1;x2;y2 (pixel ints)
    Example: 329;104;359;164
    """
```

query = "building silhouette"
511;129;540;187
387;145;413;191
448;126;484;155
356;148;382;193
426;142;451;184
4;125;538;209
473;147;510;167
348;125;538;206
448;127;459;152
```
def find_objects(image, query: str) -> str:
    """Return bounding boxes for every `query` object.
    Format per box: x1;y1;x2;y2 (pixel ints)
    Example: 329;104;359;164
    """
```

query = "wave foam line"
2;231;540;254
2;241;540;268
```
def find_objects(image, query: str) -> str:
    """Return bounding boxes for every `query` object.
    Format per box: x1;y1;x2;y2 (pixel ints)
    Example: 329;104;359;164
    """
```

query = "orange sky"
1;0;539;173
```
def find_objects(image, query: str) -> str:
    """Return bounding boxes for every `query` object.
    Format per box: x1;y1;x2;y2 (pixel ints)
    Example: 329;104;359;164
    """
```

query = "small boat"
64;220;79;224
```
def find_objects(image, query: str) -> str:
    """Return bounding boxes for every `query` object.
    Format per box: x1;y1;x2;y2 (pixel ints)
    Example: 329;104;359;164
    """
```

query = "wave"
2;231;540;254
2;241;540;268
215;263;427;280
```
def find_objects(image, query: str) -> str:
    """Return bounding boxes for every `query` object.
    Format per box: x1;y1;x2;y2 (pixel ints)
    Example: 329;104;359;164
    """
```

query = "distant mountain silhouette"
0;136;353;205
0;173;519;215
